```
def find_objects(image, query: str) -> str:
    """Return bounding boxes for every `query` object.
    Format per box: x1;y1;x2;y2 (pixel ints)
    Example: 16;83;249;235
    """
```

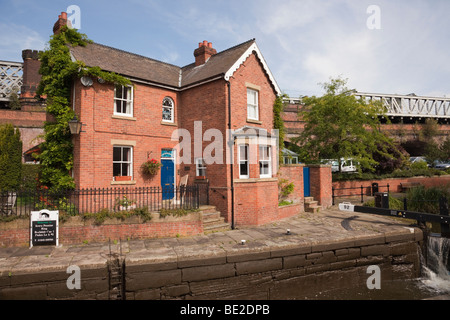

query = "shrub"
406;185;450;214
159;208;198;218
21;164;40;189
410;160;428;171
363;195;404;210
0;124;22;191
278;178;294;201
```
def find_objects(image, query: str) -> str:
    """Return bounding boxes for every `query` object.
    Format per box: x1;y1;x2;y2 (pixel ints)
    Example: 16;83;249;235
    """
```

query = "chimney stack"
21;50;41;99
194;41;217;66
53;12;68;34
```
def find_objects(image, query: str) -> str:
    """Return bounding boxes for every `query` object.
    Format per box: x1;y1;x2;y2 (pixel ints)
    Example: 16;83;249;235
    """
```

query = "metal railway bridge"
285;92;450;124
0;60;23;103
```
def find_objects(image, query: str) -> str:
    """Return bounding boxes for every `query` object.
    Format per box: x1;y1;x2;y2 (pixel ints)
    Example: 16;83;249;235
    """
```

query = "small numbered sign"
339;202;355;212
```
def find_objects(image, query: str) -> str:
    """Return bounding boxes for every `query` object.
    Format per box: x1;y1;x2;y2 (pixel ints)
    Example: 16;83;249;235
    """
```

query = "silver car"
435;161;450;170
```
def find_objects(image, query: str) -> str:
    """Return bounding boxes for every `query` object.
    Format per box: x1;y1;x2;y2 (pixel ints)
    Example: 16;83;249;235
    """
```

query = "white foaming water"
420;235;450;294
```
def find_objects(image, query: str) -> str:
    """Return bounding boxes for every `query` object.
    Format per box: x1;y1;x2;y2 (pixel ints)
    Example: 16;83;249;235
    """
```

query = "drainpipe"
227;81;235;229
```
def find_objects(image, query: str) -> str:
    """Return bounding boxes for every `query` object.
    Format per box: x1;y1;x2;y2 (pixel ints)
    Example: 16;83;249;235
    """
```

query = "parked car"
434;161;450;170
409;156;430;168
322;159;357;173
409;156;427;163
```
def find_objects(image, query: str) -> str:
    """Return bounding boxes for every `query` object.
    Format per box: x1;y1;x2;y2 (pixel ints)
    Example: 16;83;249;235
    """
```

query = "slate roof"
181;39;255;87
69;39;257;90
69;42;181;87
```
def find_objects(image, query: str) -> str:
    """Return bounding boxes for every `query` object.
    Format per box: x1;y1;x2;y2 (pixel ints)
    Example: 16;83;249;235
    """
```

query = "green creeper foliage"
0;124;22;191
293;77;399;172
273;94;287;163
36;26;131;191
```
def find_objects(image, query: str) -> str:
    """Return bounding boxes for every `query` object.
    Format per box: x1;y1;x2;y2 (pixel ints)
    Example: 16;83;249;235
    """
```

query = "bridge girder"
283;93;450;122
0;60;23;102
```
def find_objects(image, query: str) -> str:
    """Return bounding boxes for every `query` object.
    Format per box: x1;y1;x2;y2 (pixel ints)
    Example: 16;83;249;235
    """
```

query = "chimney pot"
53;11;68;34
194;40;217;66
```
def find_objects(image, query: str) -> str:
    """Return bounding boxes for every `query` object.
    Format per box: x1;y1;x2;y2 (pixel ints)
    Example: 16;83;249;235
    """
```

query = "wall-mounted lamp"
68;115;83;135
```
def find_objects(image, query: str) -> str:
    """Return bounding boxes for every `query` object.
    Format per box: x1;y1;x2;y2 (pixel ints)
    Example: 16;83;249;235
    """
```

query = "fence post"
332;187;335;206
439;196;450;237
361;185;364;203
403;197;408;211
196;184;200;209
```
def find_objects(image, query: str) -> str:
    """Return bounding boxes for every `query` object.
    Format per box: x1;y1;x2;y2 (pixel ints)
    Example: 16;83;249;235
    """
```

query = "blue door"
161;159;175;200
303;167;311;197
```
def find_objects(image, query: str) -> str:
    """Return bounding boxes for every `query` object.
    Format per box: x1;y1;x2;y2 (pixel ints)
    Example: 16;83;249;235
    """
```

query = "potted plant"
141;158;162;175
116;195;136;211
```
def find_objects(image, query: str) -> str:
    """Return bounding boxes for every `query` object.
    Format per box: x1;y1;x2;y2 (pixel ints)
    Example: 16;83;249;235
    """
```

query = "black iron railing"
332;183;390;205
0;184;209;216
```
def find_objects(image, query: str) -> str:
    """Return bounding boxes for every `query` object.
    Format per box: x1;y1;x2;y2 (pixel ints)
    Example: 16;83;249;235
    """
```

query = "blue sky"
1;0;450;98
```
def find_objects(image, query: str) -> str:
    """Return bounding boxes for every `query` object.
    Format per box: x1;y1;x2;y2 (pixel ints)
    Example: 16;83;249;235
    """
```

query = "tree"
0;124;22;191
293;77;399;172
8;88;21;110
372;141;408;174
440;136;450;161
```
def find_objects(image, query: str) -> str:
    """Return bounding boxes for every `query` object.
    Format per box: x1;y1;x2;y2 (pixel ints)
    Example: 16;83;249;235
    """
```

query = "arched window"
162;97;174;123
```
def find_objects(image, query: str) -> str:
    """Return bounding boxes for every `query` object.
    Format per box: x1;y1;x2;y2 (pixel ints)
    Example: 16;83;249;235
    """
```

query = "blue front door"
161;159;175;200
303;167;311;197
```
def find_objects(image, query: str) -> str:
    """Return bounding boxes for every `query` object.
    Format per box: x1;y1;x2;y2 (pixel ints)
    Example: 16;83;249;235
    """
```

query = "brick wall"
71;51;280;227
179;79;232;220
309;165;333;208
229;53;276;131
0;211;204;247
333;175;450;196
0;109;46;128
0;109;45;159
72;80;179;189
228;53;279;226
20;49;42;99
282;102;450;142
278;165;304;205
234;179;279;226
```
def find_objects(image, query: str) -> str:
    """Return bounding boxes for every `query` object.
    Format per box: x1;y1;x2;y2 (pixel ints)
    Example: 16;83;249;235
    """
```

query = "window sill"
246;119;262;125
161;121;178;126
112;115;136;121
234;177;277;183
111;180;137;185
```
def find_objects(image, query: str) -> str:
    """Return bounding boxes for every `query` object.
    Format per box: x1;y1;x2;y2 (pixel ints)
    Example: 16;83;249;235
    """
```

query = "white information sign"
30;209;59;248
338;202;355;212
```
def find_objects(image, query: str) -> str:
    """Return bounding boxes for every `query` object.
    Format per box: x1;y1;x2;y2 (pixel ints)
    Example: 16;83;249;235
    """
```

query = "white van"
322;159;357;173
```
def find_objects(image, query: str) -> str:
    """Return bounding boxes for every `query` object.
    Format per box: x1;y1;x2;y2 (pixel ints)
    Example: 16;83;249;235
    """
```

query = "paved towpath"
0;205;420;274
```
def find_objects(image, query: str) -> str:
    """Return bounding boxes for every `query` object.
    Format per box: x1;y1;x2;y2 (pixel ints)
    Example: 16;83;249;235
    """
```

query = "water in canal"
304;235;450;300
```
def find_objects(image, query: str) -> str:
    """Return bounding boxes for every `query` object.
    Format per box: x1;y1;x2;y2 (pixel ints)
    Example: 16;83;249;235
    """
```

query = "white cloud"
249;0;450;98
0;23;46;61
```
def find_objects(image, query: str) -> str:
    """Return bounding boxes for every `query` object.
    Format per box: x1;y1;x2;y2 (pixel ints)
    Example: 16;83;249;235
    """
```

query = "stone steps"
200;206;230;233
304;197;321;213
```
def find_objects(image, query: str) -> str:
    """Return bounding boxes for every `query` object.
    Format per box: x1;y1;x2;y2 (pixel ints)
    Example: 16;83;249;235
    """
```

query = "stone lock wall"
0;228;423;299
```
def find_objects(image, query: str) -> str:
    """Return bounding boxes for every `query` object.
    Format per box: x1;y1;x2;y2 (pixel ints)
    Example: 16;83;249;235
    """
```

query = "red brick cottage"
49;13;293;227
